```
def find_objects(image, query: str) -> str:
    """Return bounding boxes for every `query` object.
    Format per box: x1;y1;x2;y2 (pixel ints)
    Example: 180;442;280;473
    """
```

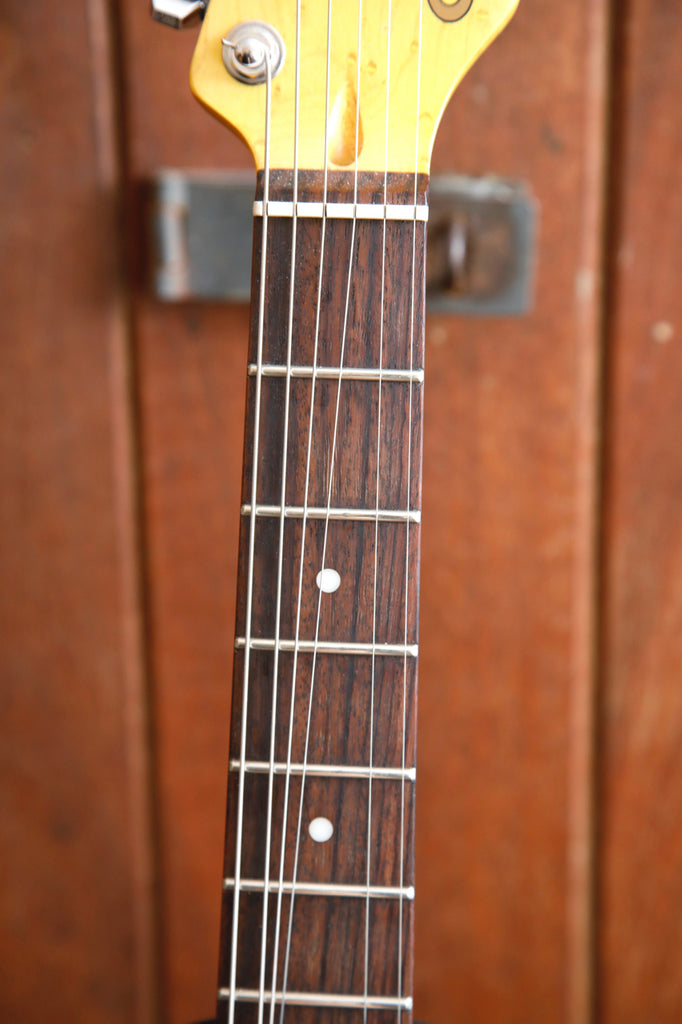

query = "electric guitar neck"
152;3;520;1022
220;167;426;1023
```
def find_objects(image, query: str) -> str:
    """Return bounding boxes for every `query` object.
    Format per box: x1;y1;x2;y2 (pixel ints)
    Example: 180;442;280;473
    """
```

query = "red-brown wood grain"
598;3;682;1021
0;1;155;1022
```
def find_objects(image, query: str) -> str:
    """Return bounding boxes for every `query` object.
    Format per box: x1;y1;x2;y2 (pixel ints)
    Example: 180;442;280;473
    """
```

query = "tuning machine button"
151;0;207;30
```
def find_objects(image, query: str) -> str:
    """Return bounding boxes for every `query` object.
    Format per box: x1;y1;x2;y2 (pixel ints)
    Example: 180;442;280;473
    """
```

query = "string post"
222;21;285;84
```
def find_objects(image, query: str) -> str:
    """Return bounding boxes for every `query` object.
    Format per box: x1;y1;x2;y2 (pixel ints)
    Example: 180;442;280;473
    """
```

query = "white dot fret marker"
309;817;334;843
316;568;341;594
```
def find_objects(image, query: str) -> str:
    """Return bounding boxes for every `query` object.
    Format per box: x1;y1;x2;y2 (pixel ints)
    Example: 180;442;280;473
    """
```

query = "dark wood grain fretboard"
217;170;428;1024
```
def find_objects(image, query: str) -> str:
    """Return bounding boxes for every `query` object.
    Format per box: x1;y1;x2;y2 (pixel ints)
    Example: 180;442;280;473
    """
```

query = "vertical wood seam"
86;1;162;1021
591;0;634;1021
567;1;617;1022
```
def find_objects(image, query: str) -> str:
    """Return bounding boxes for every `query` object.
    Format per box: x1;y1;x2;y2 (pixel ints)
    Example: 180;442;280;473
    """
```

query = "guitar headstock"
183;0;519;173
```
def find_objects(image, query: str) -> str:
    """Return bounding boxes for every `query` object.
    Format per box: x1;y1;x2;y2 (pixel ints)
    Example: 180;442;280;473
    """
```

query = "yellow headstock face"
190;0;519;174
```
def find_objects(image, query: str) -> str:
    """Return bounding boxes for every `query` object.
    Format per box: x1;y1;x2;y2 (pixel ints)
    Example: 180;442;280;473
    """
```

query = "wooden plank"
118;7;259;1021
119;13;276;1024
120;2;608;1023
0;2;156;1023
598;3;682;1021
417;2;608;1023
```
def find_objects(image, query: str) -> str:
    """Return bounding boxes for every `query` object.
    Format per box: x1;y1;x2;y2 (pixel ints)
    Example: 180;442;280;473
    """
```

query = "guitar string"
266;3;334;1022
363;1;393;1020
227;50;273;1024
398;3;425;1021
256;4;302;1024
277;0;364;1019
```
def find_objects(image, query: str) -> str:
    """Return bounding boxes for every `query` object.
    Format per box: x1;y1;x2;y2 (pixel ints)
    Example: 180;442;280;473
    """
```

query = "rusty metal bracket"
148;170;536;316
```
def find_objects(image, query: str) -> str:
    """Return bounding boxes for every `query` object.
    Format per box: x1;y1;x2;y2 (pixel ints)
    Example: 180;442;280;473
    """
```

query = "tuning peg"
151;0;207;29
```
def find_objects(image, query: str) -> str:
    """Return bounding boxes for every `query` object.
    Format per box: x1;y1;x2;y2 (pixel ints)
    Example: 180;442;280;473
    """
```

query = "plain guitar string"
227;49;274;1024
257;4;303;1024
399;3;425;1022
277;0;365;1018
364;1;393;1022
268;4;336;1023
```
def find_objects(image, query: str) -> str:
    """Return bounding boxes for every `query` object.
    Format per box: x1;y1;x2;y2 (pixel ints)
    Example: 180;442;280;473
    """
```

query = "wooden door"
2;2;681;1023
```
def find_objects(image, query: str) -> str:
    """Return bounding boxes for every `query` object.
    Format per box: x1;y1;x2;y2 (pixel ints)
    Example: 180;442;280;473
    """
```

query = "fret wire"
235;638;419;658
223;879;415;900
220;990;413;1012
248;364;424;383
277;3;365;1015
253;200;429;222
229;760;417;782
241;504;421;524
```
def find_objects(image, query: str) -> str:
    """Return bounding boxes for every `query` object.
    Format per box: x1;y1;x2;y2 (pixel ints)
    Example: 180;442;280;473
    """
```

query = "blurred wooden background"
2;1;681;1022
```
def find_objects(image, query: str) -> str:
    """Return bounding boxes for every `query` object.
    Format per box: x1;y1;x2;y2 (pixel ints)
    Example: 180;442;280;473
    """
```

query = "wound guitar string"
257;3;303;1024
267;3;335;1023
227;49;274;1024
364;1;393;1021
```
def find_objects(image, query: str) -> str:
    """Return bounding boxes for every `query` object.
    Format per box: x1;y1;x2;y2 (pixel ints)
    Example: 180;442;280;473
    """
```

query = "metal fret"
223;878;415;900
241;503;421;524
247;364;424;384
218;989;413;1011
253;199;429;223
235;638;419;658
229;759;417;782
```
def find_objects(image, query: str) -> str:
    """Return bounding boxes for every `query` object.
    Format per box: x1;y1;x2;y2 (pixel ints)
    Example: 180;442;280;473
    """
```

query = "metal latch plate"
148;170;536;316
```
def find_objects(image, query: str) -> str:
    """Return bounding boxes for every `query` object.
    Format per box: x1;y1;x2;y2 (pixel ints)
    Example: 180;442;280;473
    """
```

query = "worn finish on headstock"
189;0;519;173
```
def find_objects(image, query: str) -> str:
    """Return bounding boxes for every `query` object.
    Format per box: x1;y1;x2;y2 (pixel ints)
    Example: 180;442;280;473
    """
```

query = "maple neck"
218;169;428;1024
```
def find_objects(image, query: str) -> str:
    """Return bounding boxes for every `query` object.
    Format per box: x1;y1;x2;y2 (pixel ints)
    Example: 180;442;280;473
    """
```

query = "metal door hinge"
147;171;536;316
151;0;207;30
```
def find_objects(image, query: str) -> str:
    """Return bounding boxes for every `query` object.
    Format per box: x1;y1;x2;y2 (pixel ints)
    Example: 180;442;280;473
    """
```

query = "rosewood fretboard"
217;170;428;1024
